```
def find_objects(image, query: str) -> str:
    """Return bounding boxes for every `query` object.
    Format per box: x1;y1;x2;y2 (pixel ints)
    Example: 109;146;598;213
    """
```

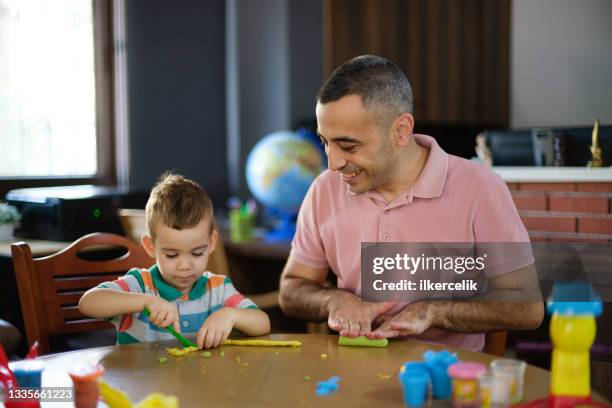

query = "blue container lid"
547;282;602;316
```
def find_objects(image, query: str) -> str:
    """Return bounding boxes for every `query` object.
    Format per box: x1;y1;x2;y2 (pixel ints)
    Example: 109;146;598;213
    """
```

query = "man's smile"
340;169;362;183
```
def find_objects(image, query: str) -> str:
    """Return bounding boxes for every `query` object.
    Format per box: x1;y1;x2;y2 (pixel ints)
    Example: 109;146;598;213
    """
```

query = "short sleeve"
95;269;145;329
472;172;535;276
290;177;329;268
220;276;258;309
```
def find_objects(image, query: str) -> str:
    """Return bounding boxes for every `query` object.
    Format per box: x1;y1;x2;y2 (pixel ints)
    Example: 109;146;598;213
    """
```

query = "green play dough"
338;336;389;347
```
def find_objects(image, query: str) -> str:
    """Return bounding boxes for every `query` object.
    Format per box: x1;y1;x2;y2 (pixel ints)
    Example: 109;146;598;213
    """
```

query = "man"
278;55;543;351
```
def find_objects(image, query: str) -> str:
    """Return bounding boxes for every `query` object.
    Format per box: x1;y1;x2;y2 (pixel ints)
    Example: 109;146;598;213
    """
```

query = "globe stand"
265;212;296;242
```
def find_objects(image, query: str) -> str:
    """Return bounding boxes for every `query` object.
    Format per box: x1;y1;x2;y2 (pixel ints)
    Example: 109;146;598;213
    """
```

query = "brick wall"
508;182;612;242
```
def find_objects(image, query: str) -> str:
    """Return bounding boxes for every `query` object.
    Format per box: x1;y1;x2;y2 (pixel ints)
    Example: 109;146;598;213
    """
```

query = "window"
0;0;114;195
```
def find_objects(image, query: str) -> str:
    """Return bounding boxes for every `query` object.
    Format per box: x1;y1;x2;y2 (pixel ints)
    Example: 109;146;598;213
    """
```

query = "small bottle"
548;283;601;402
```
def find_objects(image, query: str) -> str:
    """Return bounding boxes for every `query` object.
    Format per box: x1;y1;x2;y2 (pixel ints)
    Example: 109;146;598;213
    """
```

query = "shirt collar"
410;134;448;199
150;264;208;301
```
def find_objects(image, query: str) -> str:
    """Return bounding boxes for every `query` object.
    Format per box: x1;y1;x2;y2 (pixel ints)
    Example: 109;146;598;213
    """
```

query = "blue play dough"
315;376;340;396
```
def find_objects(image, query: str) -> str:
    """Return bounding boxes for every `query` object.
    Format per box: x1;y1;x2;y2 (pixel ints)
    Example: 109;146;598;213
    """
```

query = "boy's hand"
145;296;181;333
197;307;237;349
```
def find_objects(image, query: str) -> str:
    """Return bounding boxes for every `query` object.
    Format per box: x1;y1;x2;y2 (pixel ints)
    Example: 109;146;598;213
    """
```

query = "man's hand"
145;295;181;333
197;307;236;349
327;292;395;337
369;301;433;339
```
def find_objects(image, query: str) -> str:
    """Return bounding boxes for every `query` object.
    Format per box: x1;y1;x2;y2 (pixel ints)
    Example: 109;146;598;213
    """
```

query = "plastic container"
398;361;430;407
447;362;486;408
229;208;254;242
423;349;458;399
67;364;104;408
8;360;44;388
547;282;602;400
490;359;526;403
479;372;493;408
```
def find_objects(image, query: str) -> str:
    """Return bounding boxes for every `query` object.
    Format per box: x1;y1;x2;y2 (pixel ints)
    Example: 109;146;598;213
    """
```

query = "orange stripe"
140;270;156;293
209;276;225;289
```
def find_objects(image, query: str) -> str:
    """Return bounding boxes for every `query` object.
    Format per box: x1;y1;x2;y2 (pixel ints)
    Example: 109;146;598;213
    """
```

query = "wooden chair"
484;330;507;356
11;233;154;354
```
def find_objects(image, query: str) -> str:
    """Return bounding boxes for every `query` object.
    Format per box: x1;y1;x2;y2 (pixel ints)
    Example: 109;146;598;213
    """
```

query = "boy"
79;173;270;348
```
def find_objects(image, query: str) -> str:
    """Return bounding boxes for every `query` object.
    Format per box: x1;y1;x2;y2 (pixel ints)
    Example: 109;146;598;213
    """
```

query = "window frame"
0;0;116;198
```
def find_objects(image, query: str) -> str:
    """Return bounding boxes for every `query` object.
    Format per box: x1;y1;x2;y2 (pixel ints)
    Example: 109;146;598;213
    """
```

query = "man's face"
316;94;398;194
143;218;217;294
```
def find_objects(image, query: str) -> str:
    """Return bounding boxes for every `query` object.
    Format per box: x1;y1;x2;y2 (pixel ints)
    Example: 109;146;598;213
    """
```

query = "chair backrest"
484;330;507;356
11;232;154;354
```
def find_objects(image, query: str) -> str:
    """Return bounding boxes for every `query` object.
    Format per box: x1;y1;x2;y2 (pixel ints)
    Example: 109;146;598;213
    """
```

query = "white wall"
511;0;612;128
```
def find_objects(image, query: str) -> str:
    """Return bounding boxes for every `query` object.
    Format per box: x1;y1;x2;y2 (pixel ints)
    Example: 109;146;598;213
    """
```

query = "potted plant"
0;203;21;240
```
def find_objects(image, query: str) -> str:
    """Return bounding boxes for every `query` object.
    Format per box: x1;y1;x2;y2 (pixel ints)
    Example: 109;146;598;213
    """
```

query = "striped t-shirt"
97;264;257;344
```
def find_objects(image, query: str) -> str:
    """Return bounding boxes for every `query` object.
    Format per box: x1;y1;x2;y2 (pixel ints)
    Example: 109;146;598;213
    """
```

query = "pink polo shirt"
291;134;533;351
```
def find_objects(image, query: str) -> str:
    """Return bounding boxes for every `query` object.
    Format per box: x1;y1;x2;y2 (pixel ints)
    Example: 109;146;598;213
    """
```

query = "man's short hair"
317;55;413;128
145;172;214;239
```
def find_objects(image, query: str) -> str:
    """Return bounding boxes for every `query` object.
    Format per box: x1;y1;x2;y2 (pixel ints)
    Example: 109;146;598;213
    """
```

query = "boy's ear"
141;235;156;258
209;229;219;252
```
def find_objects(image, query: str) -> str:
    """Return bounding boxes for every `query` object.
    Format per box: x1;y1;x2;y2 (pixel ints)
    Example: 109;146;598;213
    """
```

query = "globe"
246;130;324;217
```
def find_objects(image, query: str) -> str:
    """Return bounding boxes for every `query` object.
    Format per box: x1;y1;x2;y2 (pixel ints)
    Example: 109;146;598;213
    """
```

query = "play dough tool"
338;336;389;347
143;308;197;348
222;339;302;347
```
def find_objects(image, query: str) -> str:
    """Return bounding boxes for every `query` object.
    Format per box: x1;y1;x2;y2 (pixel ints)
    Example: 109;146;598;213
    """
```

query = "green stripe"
150;265;182;301
188;273;208;300
126;268;146;292
117;332;140;344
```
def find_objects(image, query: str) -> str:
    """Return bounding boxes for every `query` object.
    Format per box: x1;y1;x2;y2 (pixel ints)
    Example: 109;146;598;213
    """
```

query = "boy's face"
142;218;218;294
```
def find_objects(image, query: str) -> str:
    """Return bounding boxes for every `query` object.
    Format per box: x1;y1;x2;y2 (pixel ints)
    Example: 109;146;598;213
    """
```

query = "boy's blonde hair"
146;172;214;239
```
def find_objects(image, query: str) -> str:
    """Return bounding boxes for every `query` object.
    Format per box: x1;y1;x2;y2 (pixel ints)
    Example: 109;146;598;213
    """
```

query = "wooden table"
33;333;586;408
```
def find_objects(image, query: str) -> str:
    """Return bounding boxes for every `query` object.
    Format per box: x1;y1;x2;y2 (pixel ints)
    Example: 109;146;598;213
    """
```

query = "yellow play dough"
99;380;178;408
166;346;198;356
135;393;179;408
